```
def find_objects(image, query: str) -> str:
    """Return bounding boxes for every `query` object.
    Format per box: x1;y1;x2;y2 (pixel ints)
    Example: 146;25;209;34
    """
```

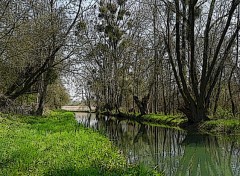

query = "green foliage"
201;119;240;134
15;94;38;105
123;164;162;176
99;6;108;15
214;107;235;119
127;20;133;28
77;21;87;31
0;111;161;175
142;114;187;126
45;81;70;109
117;9;126;20
107;3;117;14
47;69;59;85
141;113;240;135
97;0;128;45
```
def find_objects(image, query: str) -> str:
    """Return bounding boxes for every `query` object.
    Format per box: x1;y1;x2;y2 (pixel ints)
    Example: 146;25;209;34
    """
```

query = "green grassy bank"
141;114;187;127
141;114;240;134
100;111;187;128
100;111;240;134
200;119;240;134
0;111;160;176
142;114;240;134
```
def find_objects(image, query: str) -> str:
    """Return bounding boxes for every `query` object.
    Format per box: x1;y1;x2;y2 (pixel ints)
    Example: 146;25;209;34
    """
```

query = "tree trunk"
133;94;150;115
228;68;236;117
35;77;49;116
162;83;167;115
180;103;209;124
164;0;240;124
213;70;223;115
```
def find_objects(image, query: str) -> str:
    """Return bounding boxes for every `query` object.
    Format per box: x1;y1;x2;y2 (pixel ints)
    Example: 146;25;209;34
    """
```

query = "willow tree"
165;0;240;123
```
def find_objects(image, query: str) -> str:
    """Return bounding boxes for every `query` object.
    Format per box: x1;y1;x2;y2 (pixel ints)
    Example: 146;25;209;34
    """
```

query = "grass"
99;110;240;135
100;111;187;127
0;111;161;176
200;119;240;134
141;114;187;127
140;113;240;135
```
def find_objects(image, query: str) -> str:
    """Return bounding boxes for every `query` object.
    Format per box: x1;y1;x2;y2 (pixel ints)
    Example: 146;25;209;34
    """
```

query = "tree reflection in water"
75;113;240;176
175;134;239;176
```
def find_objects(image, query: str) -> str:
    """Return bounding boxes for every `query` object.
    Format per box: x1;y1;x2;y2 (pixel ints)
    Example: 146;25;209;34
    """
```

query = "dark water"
75;112;240;176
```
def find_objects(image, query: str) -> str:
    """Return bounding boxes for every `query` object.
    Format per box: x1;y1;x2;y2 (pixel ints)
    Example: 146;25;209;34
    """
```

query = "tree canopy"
1;0;240;123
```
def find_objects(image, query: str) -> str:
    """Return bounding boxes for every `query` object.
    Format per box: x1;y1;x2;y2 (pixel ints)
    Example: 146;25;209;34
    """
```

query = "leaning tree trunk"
35;80;48;116
35;69;51;116
133;94;150;116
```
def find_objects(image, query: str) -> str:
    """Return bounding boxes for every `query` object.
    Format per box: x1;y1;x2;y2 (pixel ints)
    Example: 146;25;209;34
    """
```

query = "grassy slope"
0;111;160;176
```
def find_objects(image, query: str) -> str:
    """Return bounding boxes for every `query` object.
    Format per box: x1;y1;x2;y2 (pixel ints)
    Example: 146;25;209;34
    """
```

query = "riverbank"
100;111;186;127
0;111;161;176
144;114;240;135
100;111;240;135
200;118;240;134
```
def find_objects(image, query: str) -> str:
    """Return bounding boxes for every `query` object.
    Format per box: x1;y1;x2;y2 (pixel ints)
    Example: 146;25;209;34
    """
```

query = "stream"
75;112;240;176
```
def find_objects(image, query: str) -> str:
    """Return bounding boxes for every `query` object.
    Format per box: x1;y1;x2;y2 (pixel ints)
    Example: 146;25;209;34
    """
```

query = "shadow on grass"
45;167;100;176
44;164;159;176
44;166;127;176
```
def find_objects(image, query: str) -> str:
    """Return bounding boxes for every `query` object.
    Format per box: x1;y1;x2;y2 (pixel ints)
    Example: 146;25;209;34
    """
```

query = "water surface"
75;112;240;176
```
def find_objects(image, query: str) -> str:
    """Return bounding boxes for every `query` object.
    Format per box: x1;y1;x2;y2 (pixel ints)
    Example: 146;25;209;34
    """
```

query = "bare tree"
164;0;240;123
